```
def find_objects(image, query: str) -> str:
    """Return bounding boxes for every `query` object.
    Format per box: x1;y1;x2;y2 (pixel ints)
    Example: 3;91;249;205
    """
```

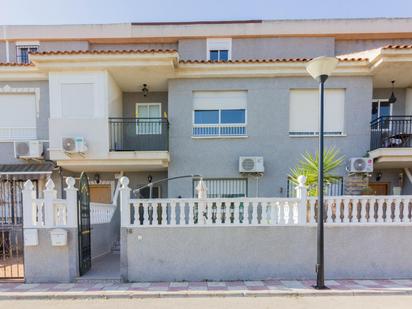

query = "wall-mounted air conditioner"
239;156;264;173
14;140;43;159
348;158;373;173
62;137;88;153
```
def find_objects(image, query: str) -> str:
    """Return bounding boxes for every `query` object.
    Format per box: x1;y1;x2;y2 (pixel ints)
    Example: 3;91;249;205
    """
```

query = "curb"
1;289;412;300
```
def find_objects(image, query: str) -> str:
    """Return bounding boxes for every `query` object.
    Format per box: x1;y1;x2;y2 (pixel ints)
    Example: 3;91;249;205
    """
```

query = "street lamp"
306;56;338;289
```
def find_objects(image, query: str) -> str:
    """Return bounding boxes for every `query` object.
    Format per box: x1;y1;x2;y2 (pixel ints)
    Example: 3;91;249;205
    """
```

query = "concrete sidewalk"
1;279;412;299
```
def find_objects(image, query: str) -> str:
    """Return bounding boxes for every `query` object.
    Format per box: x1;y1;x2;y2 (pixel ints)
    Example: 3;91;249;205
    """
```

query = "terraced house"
2;18;412;282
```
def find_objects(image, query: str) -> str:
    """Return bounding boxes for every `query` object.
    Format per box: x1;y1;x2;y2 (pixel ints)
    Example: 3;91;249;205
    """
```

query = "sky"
0;0;412;25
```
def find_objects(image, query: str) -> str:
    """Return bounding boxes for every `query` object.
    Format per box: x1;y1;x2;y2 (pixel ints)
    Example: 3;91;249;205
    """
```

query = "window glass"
379;102;391;118
221;109;245;124
371;102;379;122
194;110;219;124
209;50;219;61
219;50;229;61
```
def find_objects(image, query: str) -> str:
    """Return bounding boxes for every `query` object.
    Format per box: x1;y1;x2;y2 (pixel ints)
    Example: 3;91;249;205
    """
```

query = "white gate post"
43;179;57;228
23;180;36;228
295;175;308;224
65;177;78;228
120;176;131;227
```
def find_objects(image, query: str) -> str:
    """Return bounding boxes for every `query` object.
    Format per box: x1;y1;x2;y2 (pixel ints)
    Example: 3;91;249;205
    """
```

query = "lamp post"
306;56;338;289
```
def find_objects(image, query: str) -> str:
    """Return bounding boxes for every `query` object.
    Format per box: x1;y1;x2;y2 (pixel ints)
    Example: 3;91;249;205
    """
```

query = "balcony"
109;118;169;152
369;116;412;169
370;116;412;151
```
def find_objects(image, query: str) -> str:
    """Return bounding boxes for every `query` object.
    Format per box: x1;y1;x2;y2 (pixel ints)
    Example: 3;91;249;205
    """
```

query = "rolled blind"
193;91;247;110
289;89;345;134
0;94;36;128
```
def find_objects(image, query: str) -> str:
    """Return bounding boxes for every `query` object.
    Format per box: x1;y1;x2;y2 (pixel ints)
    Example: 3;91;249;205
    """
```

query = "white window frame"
206;38;232;61
0;85;40;141
372;99;393;131
192;109;247;138
16;41;39;64
135;103;162;135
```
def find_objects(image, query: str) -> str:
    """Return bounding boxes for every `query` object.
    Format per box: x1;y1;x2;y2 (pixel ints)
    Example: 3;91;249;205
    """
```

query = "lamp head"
306;56;339;81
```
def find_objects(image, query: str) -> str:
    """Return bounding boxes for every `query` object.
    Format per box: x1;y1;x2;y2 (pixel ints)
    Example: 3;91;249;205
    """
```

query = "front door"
78;172;91;276
368;183;388;195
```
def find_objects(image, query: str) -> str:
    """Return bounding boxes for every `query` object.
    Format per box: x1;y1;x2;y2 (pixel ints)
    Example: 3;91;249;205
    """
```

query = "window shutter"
289;89;345;134
193;91;247;110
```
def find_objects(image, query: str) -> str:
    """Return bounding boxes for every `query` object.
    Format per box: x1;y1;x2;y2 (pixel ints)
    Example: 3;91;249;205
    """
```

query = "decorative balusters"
377;199;385;223
249;201;257;225
393;198;401;223
215;201;222;225
233;201;240;224
170;201;177;226
335;199;341;223
360;199;368;223
308;199;316;224
326;200;333;223
162;202;168;225
403;199;410;222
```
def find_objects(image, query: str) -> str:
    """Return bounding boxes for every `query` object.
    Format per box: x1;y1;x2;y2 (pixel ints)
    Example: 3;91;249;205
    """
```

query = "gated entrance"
0;179;36;279
78;172;91;276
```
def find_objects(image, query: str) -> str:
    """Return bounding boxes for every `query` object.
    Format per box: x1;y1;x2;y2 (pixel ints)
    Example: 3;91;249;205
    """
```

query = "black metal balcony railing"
370;116;412;151
109;118;169;151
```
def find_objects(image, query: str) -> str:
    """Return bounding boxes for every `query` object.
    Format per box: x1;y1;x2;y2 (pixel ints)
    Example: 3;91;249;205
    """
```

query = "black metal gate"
0;179;36;280
78;172;91;276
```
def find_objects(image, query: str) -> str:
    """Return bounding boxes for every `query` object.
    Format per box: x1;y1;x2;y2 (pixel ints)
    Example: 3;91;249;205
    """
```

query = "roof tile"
30;49;177;56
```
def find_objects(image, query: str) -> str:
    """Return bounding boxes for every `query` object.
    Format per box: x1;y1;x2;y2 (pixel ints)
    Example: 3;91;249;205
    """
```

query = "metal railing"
370;116;412;151
109;118;169;151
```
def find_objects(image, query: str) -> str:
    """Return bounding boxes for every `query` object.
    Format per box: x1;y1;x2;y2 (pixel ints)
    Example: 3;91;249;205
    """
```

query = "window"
16;43;39;64
193;91;247;137
287;177;343;197
289;89;345;136
0;93;37;140
372;99;392;130
192;178;248;198
207;38;232;61
135;103;161;134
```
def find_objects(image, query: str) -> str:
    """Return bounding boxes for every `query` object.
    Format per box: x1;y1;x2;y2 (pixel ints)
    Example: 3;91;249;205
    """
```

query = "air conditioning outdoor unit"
348;157;373;173
239;156;264;173
14;140;43;159
62;137;88;153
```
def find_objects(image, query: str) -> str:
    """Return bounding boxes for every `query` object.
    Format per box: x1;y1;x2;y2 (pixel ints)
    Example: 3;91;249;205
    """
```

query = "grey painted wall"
0;81;49;165
24;228;78;283
0;42;6;62
38;41;89;52
122;225;412;282
373;88;406;115
336;39;412;55
167;77;373;198
122;91;168;118
232;37;335;60
178;39;207;61
90;43;177;51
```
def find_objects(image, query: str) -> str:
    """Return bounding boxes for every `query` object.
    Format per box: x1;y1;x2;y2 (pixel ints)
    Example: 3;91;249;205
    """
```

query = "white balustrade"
122;197;301;227
90;203;116;224
118;176;412;228
23;177;78;228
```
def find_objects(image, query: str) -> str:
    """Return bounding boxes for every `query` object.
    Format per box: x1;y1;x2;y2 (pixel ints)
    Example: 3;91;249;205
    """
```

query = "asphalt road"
2;295;412;309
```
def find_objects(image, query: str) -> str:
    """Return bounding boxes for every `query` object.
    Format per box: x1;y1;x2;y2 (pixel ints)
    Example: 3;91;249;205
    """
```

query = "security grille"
0;179;37;279
192;178;248;198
